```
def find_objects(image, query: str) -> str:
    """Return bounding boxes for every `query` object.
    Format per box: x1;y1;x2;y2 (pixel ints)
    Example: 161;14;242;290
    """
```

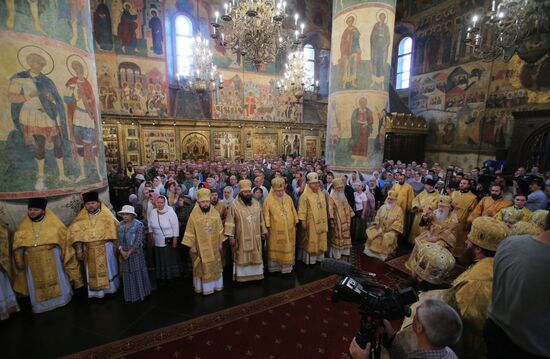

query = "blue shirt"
525;190;548;211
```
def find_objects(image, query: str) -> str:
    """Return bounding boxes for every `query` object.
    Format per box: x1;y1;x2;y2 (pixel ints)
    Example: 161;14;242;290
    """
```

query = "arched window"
303;44;315;86
396;36;413;90
174;14;194;77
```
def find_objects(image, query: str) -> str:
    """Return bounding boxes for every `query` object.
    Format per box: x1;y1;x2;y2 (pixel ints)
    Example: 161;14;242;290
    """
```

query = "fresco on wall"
0;2;107;198
329;5;395;92
143;128;176;161
180;130;210;159
252;133;278;157
409;61;499;152
282;133;302;156
96;53;168;115
213;131;241;160
211;73;303;122
327;92;388;168
91;0;164;57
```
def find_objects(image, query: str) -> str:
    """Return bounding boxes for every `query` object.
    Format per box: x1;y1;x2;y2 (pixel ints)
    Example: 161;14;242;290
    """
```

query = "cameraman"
349;298;462;359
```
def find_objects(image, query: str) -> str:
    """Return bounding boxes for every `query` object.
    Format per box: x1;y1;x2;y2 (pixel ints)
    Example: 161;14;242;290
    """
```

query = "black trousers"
484;318;546;359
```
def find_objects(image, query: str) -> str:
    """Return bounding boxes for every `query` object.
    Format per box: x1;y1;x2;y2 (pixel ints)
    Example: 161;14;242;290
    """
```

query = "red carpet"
69;249;406;359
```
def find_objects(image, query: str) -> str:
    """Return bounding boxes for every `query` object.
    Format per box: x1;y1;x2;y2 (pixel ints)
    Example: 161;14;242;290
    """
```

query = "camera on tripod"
332;275;418;358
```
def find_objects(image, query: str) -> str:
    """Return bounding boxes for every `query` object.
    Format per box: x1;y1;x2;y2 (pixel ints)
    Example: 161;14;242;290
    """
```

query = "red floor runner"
70;250;407;359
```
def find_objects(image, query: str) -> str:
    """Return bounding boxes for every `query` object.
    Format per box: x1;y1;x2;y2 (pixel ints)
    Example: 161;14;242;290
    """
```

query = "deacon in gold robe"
453;217;509;359
68;191;120;298
405;195;458;271
263;177;298;273
393;242;457;354
182;188;225;295
450;179;478;256
13;198;83;313
328;178;354;261
468;184;512;223
494;193;532;228
408;178;439;243
225;179;267;282
298;172;329;264
0;220;19;320
390;172;414;222
363;190;404;261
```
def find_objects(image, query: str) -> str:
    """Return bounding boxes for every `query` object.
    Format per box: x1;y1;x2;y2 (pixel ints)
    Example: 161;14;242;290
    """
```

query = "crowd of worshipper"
1;156;549;358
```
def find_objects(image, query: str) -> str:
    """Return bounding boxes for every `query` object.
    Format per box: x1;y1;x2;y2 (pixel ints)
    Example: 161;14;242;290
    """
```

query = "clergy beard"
87;207;101;215
435;208;449;221
240;194;253;205
386;202;394;209
200;205;211;213
491;194;502;200
222;198;234;206
211;200;218;206
29;213;45;222
275;195;284;202
460;189;469;193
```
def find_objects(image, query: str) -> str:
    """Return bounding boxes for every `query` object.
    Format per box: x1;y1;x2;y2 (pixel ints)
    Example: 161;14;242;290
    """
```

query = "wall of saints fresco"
398;0;550;162
0;0;107;198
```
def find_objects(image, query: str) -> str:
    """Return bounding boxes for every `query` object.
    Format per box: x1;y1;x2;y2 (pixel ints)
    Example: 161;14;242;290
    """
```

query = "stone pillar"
0;1;109;226
325;1;396;171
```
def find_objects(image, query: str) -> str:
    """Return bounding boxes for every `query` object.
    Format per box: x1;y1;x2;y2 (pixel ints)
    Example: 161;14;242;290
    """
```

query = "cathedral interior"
0;0;549;358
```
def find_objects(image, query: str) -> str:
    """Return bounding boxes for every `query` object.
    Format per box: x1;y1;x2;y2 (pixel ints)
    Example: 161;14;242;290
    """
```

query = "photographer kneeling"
349;298;462;359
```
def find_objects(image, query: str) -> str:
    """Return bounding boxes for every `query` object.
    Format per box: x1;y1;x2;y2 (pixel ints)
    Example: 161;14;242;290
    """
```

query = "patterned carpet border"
66;275;339;359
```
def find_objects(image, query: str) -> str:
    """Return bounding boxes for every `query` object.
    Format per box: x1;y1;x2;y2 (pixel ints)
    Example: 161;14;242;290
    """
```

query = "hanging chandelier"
211;0;305;70
176;34;223;93
276;50;319;102
464;0;550;63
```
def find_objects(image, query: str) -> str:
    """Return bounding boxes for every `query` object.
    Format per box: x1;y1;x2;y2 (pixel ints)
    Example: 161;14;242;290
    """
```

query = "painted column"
325;0;396;171
0;0;109;226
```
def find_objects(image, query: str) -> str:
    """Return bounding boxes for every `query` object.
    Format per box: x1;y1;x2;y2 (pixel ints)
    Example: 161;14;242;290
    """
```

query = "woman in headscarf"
147;195;183;281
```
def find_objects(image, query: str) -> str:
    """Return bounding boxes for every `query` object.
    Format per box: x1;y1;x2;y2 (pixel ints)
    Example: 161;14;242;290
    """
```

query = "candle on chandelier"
215;11;219;23
224;3;229;15
221;33;225;43
491;0;497;12
294;13;299;26
176;73;181;81
472;14;478;28
300;22;305;34
219;74;223;83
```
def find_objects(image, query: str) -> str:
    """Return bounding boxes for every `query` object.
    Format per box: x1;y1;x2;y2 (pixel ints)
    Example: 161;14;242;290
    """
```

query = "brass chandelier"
276;50;319;102
465;0;550;63
211;0;305;69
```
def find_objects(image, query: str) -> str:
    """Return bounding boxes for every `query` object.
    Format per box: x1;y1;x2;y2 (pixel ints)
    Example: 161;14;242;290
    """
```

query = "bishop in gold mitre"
263;177;298;274
405;195;459;271
328;178;354;261
298;172;329;265
13;197;83;313
68;191;120;298
182;188;225;295
224;179;267;282
364;190;404;261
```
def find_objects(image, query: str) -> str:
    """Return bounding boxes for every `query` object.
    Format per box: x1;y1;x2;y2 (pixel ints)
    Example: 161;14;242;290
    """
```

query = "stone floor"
0;263;330;359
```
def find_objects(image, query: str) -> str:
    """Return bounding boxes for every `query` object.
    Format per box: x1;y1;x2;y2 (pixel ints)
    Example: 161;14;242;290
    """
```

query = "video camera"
321;259;418;359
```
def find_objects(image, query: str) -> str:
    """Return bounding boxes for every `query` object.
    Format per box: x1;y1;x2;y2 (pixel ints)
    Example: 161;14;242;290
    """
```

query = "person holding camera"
349;298;462;359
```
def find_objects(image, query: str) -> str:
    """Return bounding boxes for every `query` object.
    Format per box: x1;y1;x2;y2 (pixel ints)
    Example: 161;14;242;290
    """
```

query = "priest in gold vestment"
494;193;531;227
225;180;267;282
363;190;404;261
298;172;329;264
182;188;225;295
390;173;414;223
13;198;82;313
453;217;510;359
0;220;19;319
450;179;478;256
328;178;354;261
467;184;512;224
263;177;298;274
68;191;120;298
408;178;439;243
405;195;458;271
